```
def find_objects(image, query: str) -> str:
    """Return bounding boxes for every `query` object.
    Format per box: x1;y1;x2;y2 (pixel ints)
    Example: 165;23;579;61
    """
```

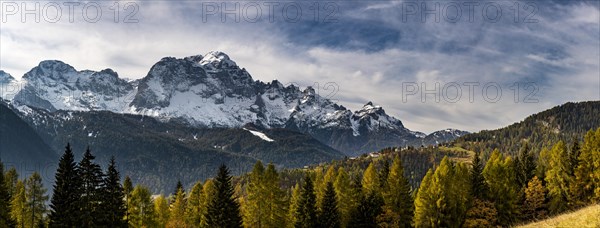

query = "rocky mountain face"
3;100;342;192
2;51;467;156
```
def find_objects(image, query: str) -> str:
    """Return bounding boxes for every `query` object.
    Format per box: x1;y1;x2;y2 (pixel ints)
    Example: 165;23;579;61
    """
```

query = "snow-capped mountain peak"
0;70;14;84
198;51;238;71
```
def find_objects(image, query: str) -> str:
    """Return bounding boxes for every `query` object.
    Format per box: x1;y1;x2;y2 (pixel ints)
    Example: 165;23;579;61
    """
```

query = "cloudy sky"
1;0;599;133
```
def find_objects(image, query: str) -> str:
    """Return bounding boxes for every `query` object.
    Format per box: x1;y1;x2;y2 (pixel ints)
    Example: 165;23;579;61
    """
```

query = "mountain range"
0;51;469;191
1;51;467;155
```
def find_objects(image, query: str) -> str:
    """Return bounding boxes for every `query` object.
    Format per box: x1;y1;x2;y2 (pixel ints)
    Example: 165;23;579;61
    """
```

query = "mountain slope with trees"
454;101;600;158
3;100;343;192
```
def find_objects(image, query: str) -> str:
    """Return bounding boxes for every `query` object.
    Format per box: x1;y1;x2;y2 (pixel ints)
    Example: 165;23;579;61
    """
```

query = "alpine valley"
0;51;468;192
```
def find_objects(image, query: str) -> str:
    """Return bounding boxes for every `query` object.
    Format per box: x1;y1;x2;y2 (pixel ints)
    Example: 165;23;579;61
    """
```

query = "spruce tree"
318;182;340;228
49;143;82;227
347;191;383;228
102;156;127;227
0;161;15;227
295;175;318;228
379;159;390;189
568;140;581;177
206;164;243;228
78;147;105;226
515;143;535;188
25;172;48;228
317;165;337;209
470;150;487;199
174;180;184;199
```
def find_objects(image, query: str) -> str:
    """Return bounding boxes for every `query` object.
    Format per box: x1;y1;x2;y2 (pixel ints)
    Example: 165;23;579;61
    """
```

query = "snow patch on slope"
243;128;275;142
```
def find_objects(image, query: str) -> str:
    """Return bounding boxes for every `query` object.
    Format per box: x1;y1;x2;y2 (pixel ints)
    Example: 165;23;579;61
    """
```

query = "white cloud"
0;1;598;133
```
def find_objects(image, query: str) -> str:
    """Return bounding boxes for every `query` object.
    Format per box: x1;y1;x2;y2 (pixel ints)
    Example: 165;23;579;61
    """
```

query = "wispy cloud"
1;0;598;133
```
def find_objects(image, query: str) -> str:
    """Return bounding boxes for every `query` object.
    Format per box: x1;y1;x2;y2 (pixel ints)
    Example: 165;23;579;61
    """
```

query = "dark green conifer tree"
78;146;105;227
49;143;82;227
101;156;127;227
318;181;340;228
206;164;243;228
295;175;318;228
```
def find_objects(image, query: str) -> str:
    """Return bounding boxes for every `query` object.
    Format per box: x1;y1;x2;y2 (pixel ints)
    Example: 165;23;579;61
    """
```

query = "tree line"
1;127;600;227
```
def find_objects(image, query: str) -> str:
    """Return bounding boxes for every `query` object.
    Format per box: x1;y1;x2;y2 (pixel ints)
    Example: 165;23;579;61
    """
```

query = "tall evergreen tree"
515;143;536;188
185;181;204;226
379;160;390;189
414;157;470;228
568;140;581;177
128;185;156;228
333;167;356;228
295;175;318;228
571;129;599;204
546;141;571;214
317;165;337;210
49;143;82;227
154;195;170;227
362;162;379;194
175;181;184;195
263;163;287;228
201;179;217;227
205;164;243;228
25;172;48;228
287;183;301;228
347;191;383;228
168;188;187;227
536;147;551;181
243;161;266;227
0;161;15;227
123;175;133;224
318;181;340;228
101;156;127;227
483;150;518;226
5;167;19;199
10;180;26;228
470;150;487;199
380;155;413;228
78;147;105;226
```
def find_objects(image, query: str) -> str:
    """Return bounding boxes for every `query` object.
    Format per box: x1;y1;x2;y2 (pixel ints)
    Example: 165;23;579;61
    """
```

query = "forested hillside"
455;101;600;158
